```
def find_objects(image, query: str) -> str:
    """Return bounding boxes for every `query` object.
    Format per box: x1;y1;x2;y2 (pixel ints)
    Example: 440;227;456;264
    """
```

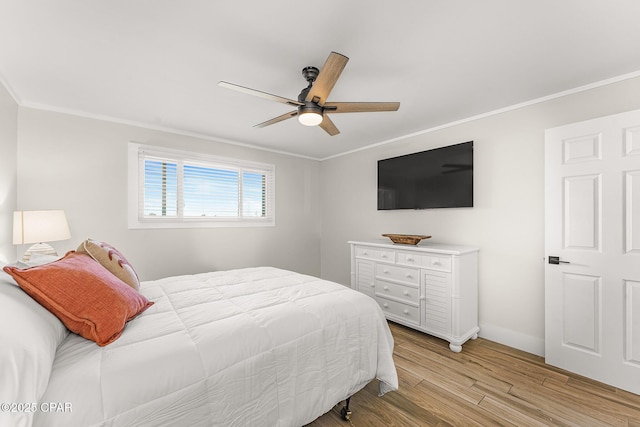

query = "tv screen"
377;141;473;210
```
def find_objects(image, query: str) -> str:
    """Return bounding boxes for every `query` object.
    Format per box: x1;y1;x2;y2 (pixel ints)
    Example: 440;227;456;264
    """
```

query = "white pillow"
0;271;68;427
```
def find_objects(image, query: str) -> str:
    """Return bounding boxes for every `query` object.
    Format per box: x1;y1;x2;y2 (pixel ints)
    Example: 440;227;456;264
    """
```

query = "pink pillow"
3;251;153;346
77;239;140;291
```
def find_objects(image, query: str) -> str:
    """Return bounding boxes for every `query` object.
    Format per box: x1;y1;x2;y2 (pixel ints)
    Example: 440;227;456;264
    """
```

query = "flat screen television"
377;141;473;210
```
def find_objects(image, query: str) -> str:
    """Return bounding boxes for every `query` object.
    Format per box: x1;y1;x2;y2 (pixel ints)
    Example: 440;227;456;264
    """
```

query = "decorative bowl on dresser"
381;234;432;245
349;239;479;352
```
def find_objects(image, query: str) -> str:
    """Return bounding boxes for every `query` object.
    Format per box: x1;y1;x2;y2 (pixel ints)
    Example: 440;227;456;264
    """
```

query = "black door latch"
549;256;570;265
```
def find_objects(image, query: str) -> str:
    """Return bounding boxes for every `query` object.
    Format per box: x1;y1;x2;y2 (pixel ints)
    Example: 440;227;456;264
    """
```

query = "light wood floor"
307;322;640;426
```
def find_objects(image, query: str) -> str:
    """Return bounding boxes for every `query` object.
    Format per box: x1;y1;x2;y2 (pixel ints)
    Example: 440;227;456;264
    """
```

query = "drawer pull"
405;273;413;279
383;286;389;291
403;291;410;296
407;257;414;262
370;283;375;288
381;253;388;258
383;269;389;274
403;309;410;315
432;260;441;266
363;251;368;255
383;303;389;308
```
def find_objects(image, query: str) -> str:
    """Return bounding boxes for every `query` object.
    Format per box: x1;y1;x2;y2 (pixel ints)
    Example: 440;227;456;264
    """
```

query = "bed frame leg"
340;397;352;421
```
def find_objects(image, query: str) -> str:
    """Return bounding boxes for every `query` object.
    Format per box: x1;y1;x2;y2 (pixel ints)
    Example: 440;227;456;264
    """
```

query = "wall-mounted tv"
377;141;473;210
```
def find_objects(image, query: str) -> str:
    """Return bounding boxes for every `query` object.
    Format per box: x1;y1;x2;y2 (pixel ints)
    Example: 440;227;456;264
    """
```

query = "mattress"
32;267;398;426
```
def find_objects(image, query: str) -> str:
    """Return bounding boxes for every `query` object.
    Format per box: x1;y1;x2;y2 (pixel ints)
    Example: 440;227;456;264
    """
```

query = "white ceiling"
2;1;640;160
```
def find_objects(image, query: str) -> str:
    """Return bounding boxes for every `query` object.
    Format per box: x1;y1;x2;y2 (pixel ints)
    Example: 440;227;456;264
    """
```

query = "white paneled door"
545;109;640;394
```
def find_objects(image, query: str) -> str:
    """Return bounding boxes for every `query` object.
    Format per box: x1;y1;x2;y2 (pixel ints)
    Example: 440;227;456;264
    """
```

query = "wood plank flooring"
306;322;640;426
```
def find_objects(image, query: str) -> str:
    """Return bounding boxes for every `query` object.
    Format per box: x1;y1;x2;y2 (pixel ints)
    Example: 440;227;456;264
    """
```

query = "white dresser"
349;240;479;352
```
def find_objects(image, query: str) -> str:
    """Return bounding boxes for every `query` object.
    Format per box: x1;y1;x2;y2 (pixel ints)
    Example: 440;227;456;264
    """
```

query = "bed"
0;244;398;427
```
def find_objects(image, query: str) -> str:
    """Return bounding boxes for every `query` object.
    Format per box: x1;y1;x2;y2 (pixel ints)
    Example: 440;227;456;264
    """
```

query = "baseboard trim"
478;322;545;357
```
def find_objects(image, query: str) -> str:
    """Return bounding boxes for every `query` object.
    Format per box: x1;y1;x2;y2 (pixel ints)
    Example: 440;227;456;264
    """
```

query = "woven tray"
382;234;432;245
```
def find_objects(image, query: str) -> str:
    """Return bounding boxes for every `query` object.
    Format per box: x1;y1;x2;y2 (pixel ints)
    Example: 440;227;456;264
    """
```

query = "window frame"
128;143;275;229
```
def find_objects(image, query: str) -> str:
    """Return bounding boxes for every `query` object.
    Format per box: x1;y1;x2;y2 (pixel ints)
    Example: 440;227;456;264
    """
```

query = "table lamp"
13;210;71;261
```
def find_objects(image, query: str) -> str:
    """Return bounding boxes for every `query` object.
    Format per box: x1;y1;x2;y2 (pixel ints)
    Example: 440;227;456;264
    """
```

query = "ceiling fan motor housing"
298;101;322;115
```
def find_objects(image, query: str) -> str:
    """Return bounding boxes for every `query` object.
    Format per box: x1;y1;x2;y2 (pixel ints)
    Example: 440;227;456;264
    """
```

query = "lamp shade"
13;210;71;245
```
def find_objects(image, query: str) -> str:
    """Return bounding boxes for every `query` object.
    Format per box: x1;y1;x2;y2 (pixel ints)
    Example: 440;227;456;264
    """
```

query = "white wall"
16;108;321;280
320;75;640;356
0;82;17;265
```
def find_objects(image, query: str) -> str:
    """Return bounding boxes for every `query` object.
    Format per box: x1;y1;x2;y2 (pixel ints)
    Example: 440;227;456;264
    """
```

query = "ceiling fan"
218;51;400;136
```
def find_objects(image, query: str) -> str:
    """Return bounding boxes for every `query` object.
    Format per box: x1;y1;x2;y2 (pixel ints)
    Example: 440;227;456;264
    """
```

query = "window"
128;143;275;228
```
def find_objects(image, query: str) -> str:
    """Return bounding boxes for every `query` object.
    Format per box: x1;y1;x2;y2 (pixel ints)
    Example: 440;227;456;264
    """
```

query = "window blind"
131;144;275;228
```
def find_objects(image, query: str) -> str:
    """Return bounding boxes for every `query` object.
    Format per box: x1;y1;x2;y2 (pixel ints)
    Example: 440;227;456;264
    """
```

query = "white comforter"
33;267;398;427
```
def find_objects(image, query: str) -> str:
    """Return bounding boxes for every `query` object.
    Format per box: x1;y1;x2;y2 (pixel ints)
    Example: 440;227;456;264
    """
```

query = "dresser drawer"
396;250;428;267
376;297;420;326
375;263;420;285
396;250;452;272
355;246;395;262
426;254;452;272
375;279;419;305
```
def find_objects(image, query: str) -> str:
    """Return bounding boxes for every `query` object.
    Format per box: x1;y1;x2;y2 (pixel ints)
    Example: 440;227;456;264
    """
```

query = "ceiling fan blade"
219;81;303;107
324;101;400;113
305;52;349;106
319;115;340;136
254;110;298;128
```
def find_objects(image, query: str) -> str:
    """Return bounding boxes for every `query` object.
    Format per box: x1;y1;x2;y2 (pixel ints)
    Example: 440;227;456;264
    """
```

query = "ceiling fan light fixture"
298;111;323;126
297;103;323;126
